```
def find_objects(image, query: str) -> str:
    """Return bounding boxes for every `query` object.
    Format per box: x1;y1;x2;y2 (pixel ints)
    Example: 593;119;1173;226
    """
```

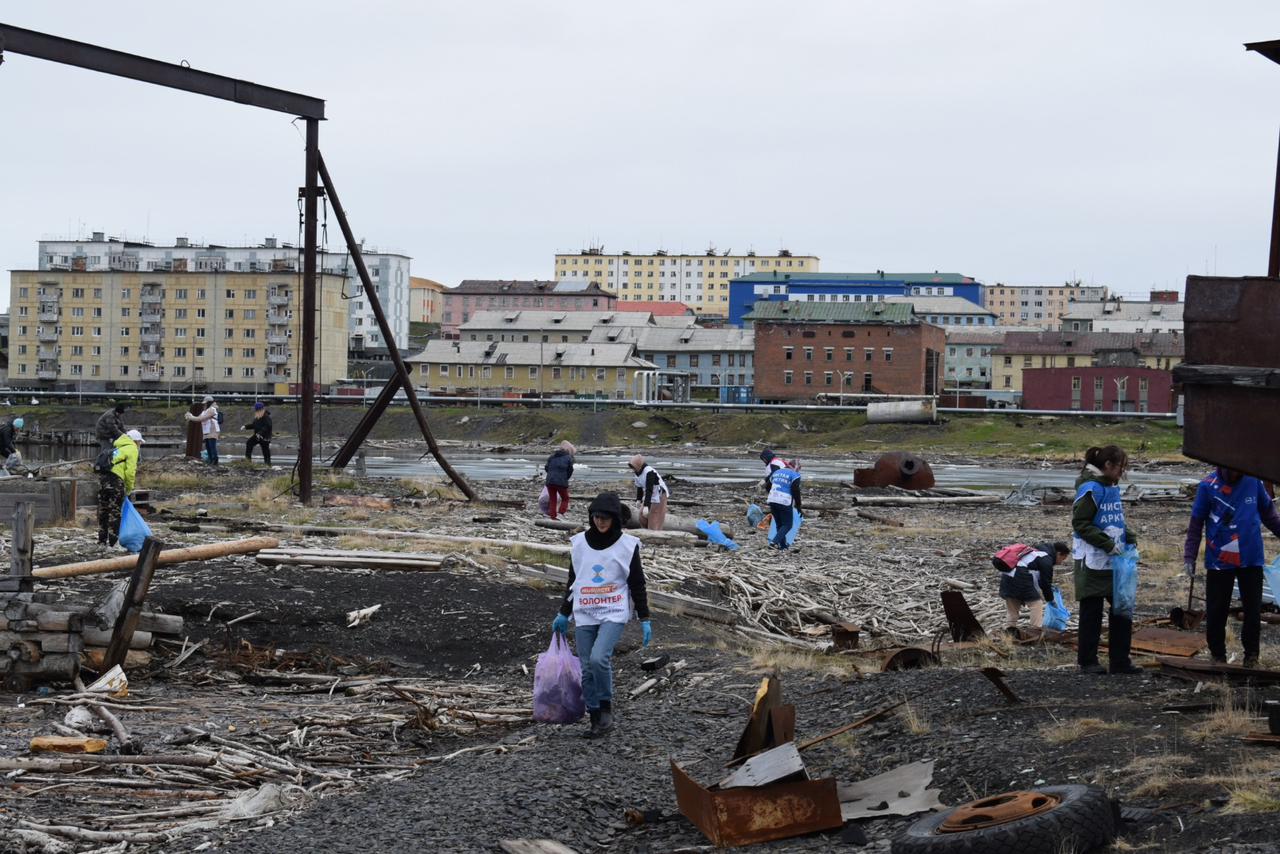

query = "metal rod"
330;373;403;469
316;152;477;500
1270;124;1280;278
0;24;325;118
299;119;319;504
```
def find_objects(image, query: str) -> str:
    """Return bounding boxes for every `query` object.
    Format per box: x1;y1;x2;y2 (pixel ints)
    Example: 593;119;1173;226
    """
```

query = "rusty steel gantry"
0;23;475;502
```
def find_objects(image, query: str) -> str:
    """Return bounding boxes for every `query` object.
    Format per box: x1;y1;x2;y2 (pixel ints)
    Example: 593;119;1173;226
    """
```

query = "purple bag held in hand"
533;632;585;724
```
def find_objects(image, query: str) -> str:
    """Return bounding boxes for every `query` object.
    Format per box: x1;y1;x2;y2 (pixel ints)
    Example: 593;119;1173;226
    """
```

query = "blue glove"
641;620;652;647
552;614;569;635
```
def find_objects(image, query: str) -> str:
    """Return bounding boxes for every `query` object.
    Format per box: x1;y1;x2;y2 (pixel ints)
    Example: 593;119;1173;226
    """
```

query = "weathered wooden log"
34;610;85;632
0;753;214;771
137;612;184;636
30;735;107;754
33;537;280;580
82;628;153;649
531;518;705;547
255;548;445;572
82;648;153;670
850;494;1000;506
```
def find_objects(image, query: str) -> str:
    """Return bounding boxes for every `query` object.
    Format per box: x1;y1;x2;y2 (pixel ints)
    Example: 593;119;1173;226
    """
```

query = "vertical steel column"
299;119;320;504
1270;126;1280;277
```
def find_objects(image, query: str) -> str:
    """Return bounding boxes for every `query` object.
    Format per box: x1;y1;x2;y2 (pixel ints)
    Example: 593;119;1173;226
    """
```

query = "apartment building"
1059;296;1184;334
982;282;1108;327
745;301;945;403
409;277;447;324
8;270;348;392
585;324;755;391
1022;366;1176;413
728;271;982;326
36;233;412;354
407;340;656;399
441;280;616;338
459;309;692;344
554;247;818;317
990;331;1183;394
883;296;997;328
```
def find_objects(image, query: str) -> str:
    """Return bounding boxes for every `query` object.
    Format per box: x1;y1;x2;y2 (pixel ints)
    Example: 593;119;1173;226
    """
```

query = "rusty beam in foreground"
671;759;842;847
1156;656;1280;686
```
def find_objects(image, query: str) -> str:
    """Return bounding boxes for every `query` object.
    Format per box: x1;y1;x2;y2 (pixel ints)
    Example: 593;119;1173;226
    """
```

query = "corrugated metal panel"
743;301;915;324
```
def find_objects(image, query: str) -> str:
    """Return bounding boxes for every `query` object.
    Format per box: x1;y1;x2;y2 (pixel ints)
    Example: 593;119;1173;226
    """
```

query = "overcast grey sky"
3;1;1280;310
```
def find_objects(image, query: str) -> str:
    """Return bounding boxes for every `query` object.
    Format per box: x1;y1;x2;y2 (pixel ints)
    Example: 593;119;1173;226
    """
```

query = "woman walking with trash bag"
1072;445;1141;675
550;491;651;738
543;440;575;520
1183;467;1280;667
993;541;1070;633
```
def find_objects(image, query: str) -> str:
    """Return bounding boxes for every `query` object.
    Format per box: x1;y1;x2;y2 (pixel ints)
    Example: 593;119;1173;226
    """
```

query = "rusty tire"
890;785;1117;854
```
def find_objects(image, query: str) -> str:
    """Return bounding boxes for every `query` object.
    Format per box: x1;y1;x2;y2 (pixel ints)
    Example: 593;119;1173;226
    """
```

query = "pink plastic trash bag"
538;486;551;517
533;632;584;724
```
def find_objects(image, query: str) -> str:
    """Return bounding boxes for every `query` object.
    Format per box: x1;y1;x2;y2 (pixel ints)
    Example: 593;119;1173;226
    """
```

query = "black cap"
760;448;775;463
114;401;128;412
587;491;624;528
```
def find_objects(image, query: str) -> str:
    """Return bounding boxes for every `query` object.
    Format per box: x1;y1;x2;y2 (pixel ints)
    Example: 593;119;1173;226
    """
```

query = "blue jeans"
204;438;219;466
575;621;626;710
769;502;793;549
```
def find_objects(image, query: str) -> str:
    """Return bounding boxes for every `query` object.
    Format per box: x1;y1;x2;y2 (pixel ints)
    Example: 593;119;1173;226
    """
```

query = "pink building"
441;280;616;338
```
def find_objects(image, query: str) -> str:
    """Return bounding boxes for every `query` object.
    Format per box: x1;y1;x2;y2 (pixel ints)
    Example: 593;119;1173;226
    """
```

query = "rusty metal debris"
941;590;986;642
979;667;1022;705
731;675;795;763
671;759;843;848
1127;627;1206;658
1156;656;1280;685
831;622;861;650
881;647;941;672
852;452;936;490
837;760;942;821
939;790;1061;832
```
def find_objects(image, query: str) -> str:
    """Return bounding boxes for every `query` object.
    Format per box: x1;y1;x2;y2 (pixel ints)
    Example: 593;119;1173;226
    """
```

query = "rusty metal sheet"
671;759;843;848
832;623;861;650
1179;276;1280;483
732;675;782;762
941;590;986;642
853;452;936;490
1156;656;1280;685
881;647;940;671
1127;627;1205;657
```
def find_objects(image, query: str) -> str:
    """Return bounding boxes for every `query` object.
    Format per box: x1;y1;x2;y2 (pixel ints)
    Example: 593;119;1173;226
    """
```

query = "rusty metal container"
1174;276;1280;483
853;452;936;490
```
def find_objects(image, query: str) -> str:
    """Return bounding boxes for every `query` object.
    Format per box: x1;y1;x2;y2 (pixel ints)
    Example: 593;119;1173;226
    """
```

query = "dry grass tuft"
334;535;417;553
1188;685;1258;742
145;471;206;490
748;645;855;678
1041;717;1124;745
1224;784;1280;814
1122;753;1195;797
898;702;930;735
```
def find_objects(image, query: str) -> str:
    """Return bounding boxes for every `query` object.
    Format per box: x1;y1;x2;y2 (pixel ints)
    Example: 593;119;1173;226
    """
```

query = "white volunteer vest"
569;531;640;626
634;465;670;502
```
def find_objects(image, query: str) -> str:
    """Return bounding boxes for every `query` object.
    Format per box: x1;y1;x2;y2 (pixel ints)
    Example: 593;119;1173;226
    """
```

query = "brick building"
745;301;945;403
1022;366;1176;413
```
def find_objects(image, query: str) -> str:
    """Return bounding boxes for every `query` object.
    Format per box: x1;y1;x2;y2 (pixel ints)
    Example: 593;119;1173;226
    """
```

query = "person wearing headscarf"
543;440;576;520
628;454;670;530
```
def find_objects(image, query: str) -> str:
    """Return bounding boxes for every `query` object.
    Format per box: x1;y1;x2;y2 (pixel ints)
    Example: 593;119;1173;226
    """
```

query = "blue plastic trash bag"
532;632;584;724
767;510;803;547
696;519;739;551
118;497;153;554
1042;587;1070;631
746;503;765;528
1264;555;1280;606
1110;544;1140;618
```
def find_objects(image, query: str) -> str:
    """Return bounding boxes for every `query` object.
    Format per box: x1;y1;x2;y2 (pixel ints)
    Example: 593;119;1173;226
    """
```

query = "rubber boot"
97;530;108;545
582;708;600;738
594;700;615;737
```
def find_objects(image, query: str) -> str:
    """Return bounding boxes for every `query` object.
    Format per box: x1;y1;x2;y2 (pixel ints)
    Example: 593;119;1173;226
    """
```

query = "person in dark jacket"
544;440;576;520
244;402;273;466
0;416;23;461
998;542;1070;631
1184;467;1280;667
95;403;128;451
552;491;651;738
1072;445;1140;675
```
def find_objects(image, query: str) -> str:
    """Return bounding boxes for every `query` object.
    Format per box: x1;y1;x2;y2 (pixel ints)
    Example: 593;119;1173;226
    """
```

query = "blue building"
728;271;984;327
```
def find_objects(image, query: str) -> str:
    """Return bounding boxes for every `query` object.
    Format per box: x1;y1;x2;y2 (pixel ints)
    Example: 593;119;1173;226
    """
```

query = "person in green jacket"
97;429;144;546
1072;445;1140;675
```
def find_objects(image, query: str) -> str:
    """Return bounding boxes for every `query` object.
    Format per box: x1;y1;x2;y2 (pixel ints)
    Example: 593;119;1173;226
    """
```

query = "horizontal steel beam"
0;23;324;118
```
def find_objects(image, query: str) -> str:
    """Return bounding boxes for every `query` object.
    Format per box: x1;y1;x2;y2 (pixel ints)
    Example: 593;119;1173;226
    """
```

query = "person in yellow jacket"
97;429;144;546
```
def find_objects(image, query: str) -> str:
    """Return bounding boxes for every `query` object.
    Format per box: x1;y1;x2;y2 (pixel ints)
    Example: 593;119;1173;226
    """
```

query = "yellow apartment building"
983;283;1108;327
991;331;1183;394
409;276;447;324
8;270;348;393
407;340;657;399
554;248;819;317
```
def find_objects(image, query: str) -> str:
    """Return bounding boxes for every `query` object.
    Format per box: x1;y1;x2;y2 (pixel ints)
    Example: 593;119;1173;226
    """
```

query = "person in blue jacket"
1183;467;1280;668
766;464;803;550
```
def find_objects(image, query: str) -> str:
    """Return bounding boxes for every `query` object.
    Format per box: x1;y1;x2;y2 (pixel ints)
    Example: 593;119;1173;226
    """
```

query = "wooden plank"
33;537;279;579
82;628;152;649
103;537;164;671
2;501;34;594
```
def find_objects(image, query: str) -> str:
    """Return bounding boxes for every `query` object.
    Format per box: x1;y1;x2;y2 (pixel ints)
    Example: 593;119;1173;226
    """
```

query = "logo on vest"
591;564;605;584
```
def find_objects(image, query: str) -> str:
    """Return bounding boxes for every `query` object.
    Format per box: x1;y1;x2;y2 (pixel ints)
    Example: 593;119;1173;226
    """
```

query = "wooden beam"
33;536;279;580
102;537;163;671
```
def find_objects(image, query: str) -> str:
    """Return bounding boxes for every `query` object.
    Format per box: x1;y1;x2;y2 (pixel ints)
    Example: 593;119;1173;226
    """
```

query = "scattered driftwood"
257;548;445;572
33;537;280;580
855;509;904;527
850;494;1000;506
532;518;706;547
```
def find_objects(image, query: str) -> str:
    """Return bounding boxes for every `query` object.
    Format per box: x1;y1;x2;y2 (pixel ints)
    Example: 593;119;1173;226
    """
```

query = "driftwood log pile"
1;588;184;689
